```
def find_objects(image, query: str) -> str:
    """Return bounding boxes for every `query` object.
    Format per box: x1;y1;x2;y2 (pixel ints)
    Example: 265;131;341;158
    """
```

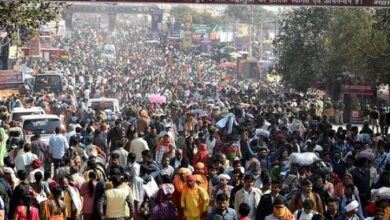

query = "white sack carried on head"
289;152;320;166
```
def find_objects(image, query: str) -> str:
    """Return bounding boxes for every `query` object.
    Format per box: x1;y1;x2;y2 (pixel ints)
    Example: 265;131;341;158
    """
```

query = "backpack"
294;192;321;212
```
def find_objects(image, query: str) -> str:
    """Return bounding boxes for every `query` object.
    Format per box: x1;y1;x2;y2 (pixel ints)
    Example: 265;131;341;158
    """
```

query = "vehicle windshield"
23;119;60;135
104;49;114;54
90;101;114;112
35;75;62;86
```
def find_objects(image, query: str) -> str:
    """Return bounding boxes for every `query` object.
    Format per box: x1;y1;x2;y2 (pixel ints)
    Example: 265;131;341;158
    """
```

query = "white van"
21;114;63;145
87;98;120;114
103;44;115;60
10;107;45;122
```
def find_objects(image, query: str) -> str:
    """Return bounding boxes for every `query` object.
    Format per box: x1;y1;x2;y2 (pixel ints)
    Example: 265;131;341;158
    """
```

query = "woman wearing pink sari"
13;194;39;220
334;173;359;197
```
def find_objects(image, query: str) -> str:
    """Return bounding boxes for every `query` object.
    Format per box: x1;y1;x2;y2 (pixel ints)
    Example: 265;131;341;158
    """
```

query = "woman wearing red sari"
193;143;209;168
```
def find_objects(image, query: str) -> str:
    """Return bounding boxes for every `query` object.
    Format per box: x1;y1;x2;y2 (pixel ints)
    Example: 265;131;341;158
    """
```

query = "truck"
0;70;24;100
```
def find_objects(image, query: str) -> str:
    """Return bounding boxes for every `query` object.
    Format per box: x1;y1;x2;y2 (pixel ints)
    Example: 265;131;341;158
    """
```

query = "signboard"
0;70;24;90
50;0;390;7
340;84;373;96
29;37;42;57
350;110;363;124
192;24;213;34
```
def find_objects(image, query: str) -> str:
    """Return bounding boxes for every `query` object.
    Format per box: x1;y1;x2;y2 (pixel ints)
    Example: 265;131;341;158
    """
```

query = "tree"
322;9;375;95
274;6;390;100
273;7;330;92
0;0;64;45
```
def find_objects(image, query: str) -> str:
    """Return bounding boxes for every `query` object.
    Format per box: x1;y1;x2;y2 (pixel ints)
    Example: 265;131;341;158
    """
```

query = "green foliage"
274;7;390;92
0;0;64;41
274;8;330;91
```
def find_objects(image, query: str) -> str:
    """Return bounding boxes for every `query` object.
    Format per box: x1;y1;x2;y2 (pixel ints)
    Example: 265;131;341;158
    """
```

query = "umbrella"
218;62;236;68
229;52;242;59
148;94;167;104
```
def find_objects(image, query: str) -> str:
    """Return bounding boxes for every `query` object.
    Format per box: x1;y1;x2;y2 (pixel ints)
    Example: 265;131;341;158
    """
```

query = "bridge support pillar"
151;14;162;34
108;13;117;31
63;12;73;31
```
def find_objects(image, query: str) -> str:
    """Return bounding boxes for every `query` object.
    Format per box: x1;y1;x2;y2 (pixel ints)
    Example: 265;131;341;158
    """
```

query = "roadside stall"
339;84;373;124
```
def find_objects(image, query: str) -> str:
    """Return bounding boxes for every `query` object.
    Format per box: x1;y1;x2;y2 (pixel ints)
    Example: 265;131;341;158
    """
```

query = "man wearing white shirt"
294;199;318;220
48;127;69;169
126;153;140;177
129;133;149;163
15;143;38;172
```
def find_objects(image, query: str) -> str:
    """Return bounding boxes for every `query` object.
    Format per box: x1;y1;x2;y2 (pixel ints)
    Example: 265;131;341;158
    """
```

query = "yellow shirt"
64;191;73;218
63;189;82;218
105;182;135;204
384;207;390;220
181;186;209;218
105;188;130;218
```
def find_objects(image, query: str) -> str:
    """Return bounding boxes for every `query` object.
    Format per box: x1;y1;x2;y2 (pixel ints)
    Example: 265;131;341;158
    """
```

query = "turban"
218;174;231;181
33;159;41;168
345;200;359;212
195;162;205;169
186;175;197;182
178;168;191;175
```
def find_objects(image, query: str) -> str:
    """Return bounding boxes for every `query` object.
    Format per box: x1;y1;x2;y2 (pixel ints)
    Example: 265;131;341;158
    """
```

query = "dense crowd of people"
0;13;389;220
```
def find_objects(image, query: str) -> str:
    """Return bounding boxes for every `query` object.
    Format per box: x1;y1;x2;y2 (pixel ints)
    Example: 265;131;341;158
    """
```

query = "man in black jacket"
107;119;124;152
255;179;283;220
324;197;343;220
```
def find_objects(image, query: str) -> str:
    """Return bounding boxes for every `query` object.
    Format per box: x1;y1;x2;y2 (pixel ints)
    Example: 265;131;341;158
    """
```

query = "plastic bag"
289;152;320;166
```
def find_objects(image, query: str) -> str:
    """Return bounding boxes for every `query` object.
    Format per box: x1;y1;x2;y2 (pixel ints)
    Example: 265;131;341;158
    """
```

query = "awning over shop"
340;84;373;96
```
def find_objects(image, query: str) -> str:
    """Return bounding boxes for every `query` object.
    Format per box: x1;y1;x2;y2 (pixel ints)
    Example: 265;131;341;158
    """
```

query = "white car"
10;107;45;122
21;114;63;145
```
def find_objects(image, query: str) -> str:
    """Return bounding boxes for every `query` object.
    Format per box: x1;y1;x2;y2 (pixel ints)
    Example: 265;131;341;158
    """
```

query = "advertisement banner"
340;84;373;96
29;37;42;57
192;24;213;34
350;110;363;124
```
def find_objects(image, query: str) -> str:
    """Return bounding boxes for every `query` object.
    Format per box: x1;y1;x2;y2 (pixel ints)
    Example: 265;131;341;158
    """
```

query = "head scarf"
272;205;294;220
178;168;191;175
173;168;191;193
186;174;197;182
195;162;205;169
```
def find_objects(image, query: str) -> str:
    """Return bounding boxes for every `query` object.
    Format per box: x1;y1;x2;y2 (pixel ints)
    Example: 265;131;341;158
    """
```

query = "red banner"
29;37;42;57
341;84;373;96
51;0;390;7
